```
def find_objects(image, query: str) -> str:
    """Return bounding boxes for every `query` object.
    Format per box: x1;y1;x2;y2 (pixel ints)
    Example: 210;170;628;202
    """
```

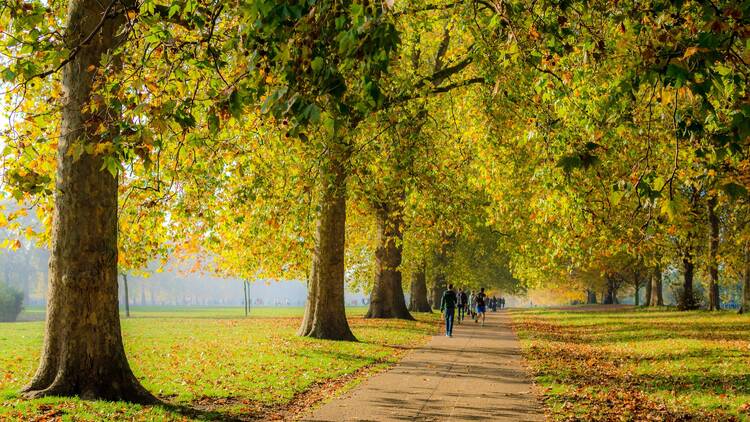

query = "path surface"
304;310;544;422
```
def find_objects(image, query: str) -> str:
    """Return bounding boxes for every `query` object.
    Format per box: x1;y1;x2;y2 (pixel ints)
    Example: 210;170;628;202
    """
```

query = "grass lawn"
510;306;750;421
0;307;438;421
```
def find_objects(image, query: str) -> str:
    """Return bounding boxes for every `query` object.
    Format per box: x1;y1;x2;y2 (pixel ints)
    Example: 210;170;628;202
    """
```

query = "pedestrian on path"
468;290;476;320
456;288;467;323
475;287;487;326
440;284;458;337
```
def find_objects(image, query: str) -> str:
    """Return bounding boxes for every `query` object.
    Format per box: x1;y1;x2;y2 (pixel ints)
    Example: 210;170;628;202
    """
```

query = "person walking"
475;287;487;326
456;288;467;323
468;290;476;320
440;284;458;337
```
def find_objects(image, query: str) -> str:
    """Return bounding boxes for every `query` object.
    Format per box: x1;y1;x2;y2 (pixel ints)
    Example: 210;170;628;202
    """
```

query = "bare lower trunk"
603;276;618;305
644;274;652;307
742;244;750;314
365;205;413;319
680;249;699;310
586;290;597;304
243;281;248;317
122;274;130;318
22;0;154;403
649;267;664;306
634;282;640;306
708;196;720;311
298;149;356;341
431;273;446;310
409;263;431;313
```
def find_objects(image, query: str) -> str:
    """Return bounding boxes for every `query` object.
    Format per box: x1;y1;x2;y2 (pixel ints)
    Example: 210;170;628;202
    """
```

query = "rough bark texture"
643;273;652;307
707;196;720;311
22;0;154;403
298;150;356;341
650;267;664;306
365;205;413;320
408;264;432;313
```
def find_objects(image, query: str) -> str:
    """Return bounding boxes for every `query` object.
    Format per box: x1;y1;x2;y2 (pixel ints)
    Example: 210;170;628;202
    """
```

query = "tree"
13;0;155;402
408;261;431;312
707;194;721;310
649;267;664;307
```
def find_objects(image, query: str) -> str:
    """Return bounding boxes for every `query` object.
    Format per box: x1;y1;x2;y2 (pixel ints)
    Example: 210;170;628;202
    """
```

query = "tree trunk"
707;195;720;311
634;280;640;306
243;281;248;316
650;267;664;306
742;243;750;313
644;272;652;307
22;0;154;403
681;248;699;310
298;148;356;341
122;274;130;318
603;276;617;304
408;263;432;312
586;289;597;304
431;273;446;310
365;204;413;319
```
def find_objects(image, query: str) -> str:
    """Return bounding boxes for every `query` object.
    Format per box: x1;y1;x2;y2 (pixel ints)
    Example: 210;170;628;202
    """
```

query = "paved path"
304;310;544;422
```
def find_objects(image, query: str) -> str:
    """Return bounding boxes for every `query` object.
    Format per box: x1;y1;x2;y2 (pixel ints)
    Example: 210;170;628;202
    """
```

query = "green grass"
510;307;750;421
0;307;438;421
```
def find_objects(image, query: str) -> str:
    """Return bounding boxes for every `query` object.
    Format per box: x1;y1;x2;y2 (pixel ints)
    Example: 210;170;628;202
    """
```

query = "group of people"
439;285;507;337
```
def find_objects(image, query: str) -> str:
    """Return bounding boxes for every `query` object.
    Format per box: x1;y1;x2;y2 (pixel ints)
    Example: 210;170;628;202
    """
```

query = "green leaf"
311;57;324;74
721;182;748;199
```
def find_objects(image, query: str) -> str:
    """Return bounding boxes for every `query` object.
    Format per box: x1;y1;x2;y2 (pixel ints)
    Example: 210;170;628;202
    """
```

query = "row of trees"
1;0;748;404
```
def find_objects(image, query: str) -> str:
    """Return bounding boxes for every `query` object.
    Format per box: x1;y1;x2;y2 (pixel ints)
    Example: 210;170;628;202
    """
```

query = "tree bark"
742;243;750;313
408;263;432;312
707;195;720;310
22;0;154;403
122;274;130;318
643;272;652;307
634;280;640;306
365;204;413;319
298;148;356;341
243;281;248;316
431;272;446;309
586;289;597;304
650;267;664;306
603;276;618;304
681;248;699;310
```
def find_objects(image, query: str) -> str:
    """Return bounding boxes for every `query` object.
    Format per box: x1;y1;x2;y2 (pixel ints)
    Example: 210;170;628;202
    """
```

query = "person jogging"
475;287;487;326
456;288;468;323
440;284;458;337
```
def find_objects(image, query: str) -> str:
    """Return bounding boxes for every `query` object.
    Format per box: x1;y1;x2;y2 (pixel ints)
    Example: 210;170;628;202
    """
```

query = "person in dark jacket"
456;288;468;323
440;284;458;337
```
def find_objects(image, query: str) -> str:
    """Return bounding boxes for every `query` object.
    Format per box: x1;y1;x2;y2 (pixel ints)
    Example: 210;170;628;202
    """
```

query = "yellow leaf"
683;46;699;59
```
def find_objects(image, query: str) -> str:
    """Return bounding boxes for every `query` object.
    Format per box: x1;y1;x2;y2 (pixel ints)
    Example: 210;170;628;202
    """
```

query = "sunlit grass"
511;307;750;421
0;307;438;421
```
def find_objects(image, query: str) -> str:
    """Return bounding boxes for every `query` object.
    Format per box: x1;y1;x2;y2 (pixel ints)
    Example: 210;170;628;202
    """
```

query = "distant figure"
475;287;487;326
501;297;506;309
456;288;468;323
468;290;476;320
440;284;458;337
491;296;498;312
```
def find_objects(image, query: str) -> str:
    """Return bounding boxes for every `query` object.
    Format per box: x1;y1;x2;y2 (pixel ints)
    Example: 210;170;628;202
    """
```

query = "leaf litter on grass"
511;308;750;421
